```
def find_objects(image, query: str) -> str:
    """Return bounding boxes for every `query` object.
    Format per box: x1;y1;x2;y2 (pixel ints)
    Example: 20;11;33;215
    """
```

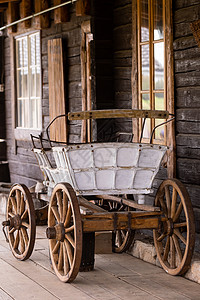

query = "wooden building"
0;0;200;248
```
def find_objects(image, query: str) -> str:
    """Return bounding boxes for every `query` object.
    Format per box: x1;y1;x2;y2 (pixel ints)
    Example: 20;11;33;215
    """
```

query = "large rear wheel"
153;179;195;275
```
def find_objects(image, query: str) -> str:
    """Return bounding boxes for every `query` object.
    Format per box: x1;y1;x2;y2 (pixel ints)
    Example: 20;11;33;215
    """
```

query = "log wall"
174;0;200;235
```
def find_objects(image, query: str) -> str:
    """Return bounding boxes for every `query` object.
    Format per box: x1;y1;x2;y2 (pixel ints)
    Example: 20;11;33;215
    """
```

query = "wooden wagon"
2;109;195;282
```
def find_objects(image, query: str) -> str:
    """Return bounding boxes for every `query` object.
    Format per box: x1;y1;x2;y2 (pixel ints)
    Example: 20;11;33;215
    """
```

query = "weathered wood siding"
4;4;91;186
113;0;132;137
174;0;200;234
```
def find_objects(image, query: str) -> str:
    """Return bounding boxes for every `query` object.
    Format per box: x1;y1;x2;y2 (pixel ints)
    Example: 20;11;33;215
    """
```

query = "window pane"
36;68;41;97
23;67;28;98
154;0;164;40
17;70;22;98
155;93;165;110
30;35;36;66
142;93;150;109
17;40;23;68
154;42;164;90
140;0;149;42
23;38;28;67
36;34;40;66
141;44;150;90
30;67;36;97
142;118;151;139
155;119;165;141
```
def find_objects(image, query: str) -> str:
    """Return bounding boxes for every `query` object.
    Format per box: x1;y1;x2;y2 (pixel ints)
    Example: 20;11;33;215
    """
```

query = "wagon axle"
46;223;65;242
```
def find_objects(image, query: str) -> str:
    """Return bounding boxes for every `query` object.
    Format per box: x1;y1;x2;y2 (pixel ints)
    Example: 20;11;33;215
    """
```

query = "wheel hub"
46;223;65;242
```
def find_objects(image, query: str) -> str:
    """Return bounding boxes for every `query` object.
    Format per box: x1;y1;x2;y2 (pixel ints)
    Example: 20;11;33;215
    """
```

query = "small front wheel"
47;183;82;282
5;184;36;260
153;178;195;275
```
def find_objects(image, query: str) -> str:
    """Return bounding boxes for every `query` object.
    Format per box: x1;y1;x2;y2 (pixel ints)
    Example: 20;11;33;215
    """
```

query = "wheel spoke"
8;212;15;218
9;227;16;234
19;194;25;216
19;229;25;253
163;235;170;262
14;230;20;249
164;186;171;218
21;227;29;246
158;196;167;216
64;205;72;228
172;234;183;263
62;192;68;223
65;225;74;234
10;196;17;214
56;191;63;222
173;202;183;223
58;242;63;271
16;190;21;214
51;206;60;223
157;232;167;242
174;229;187;245
64;239;73;267
171;188;177;219
170;236;176;268
22;222;29;229
21;209;28;220
63;242;70;275
65;233;75;248
174;222;187;229
53;241;60;254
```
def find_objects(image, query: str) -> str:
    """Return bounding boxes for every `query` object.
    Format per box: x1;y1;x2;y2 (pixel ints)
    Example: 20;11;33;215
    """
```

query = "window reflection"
154;0;163;40
16;32;41;129
141;0;149;42
154;42;164;90
141;44;150;90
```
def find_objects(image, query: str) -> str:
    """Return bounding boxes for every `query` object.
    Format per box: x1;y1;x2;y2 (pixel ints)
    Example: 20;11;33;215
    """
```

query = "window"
15;32;41;130
138;0;165;143
132;0;175;176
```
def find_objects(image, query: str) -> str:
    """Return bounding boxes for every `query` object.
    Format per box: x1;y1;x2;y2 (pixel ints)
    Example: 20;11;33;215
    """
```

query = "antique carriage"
2;109;195;282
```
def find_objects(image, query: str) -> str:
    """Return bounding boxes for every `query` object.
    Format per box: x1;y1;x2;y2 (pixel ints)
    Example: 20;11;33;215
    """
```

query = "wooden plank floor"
0;215;200;300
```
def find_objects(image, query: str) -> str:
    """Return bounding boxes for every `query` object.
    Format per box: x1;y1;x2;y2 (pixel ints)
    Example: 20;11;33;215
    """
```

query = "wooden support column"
76;0;91;16
20;0;32;29
166;0;176;178
35;0;50;29
48;38;67;143
7;2;19;33
54;0;69;24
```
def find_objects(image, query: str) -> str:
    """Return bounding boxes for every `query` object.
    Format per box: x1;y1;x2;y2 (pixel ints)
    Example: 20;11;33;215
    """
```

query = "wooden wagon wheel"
95;197;135;253
47;183;82;282
153;178;195;275
5;184;36;260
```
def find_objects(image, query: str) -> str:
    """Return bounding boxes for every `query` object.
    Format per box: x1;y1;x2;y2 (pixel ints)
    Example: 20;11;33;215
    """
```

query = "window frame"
132;0;175;177
13;30;42;140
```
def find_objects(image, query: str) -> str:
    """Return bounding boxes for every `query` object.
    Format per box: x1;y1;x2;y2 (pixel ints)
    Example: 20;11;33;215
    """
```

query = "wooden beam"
76;0;91;16
20;0;32;29
68;109;169;121
82;211;164;232
54;0;69;24
34;0;49;29
0;0;18;3
7;1;19;33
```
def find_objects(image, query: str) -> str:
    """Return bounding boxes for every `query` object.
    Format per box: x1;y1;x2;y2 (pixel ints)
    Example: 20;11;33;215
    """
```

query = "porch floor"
0;214;200;300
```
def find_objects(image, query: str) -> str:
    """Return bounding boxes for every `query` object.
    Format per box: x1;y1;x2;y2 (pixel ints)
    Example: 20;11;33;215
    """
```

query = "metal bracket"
113;213;118;233
128;212;132;232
